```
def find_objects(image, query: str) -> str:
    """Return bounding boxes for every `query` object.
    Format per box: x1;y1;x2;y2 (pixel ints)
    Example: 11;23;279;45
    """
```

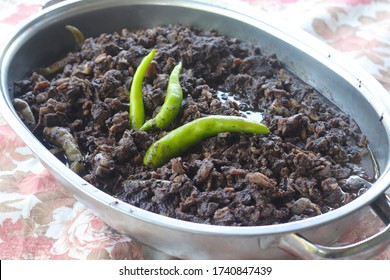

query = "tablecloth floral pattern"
0;0;389;260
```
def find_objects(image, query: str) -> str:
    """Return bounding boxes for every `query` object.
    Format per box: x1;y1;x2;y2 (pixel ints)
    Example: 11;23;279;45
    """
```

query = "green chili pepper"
65;25;85;47
35;25;85;77
129;49;156;129
35;57;68;77
143;115;269;168
140;61;183;131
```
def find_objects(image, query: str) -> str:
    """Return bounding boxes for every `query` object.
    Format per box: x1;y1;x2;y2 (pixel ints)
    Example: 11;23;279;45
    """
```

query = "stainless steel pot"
1;0;389;259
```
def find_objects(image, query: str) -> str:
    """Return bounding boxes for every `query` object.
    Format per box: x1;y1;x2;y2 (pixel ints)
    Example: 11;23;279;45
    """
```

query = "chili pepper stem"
65;25;85;47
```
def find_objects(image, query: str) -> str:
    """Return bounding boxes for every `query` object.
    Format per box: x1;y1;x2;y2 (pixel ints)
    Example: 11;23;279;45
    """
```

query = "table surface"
0;0;389;260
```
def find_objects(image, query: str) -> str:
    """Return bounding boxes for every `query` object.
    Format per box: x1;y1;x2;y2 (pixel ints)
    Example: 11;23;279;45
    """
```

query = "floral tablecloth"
0;0;389;260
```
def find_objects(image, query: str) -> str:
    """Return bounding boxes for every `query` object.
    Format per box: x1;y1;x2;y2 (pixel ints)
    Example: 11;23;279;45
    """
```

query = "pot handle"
279;194;390;259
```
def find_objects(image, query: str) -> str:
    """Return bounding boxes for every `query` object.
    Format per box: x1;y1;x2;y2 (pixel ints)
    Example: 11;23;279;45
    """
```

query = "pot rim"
1;0;390;237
